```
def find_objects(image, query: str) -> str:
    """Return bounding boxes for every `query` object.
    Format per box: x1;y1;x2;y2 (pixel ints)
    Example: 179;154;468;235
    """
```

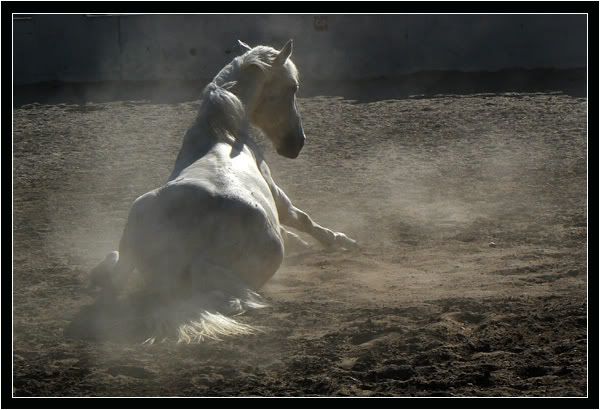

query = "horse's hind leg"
89;216;137;296
89;250;135;296
88;251;119;291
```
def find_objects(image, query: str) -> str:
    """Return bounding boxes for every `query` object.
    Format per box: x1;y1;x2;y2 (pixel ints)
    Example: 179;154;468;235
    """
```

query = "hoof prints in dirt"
106;365;157;379
249;296;586;397
12;295;587;396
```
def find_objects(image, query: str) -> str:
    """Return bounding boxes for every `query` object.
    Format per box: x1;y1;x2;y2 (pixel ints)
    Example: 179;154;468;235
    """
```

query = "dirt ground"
12;88;587;397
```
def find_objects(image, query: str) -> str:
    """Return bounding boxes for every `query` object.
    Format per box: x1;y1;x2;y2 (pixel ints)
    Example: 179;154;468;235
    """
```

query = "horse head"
215;40;306;159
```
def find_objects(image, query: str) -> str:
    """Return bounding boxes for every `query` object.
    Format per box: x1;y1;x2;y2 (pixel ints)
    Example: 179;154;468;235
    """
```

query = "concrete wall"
13;14;587;85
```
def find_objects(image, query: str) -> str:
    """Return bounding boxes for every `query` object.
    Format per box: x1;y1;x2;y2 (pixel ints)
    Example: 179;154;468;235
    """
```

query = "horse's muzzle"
277;136;305;159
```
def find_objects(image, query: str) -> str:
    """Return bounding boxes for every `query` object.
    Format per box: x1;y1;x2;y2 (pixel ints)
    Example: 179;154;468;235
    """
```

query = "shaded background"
13;14;587;104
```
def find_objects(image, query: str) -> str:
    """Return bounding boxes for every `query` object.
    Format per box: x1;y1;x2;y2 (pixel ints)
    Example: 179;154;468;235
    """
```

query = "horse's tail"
178;290;268;344
141;230;271;343
88;258;268;344
143;286;269;345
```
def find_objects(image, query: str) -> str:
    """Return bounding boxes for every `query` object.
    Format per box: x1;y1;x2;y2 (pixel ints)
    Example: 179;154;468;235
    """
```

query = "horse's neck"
168;122;211;181
168;61;261;181
213;60;260;110
213;60;240;87
168;119;263;182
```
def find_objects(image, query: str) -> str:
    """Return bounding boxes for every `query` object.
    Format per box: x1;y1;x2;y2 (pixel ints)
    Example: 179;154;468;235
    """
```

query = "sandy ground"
13;90;587;397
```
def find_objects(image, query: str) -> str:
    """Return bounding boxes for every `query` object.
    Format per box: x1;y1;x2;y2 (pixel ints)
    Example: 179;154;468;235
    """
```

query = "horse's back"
166;143;279;228
174;142;275;209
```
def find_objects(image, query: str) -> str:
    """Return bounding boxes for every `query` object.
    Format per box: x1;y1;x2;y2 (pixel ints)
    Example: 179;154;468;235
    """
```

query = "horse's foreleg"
274;187;358;250
259;160;358;250
280;227;311;251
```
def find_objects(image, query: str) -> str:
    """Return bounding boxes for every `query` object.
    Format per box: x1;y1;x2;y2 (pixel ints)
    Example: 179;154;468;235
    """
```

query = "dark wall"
13;14;587;85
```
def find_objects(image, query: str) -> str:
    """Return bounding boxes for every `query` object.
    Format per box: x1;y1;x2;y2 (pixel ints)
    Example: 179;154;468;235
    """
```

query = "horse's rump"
126;180;283;292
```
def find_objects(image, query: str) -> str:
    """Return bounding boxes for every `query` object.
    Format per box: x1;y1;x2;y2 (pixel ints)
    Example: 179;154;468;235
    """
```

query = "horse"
88;40;358;343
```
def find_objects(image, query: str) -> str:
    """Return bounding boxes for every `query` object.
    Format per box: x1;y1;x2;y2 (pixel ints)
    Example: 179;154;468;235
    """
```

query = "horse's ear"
273;39;293;66
238;40;252;52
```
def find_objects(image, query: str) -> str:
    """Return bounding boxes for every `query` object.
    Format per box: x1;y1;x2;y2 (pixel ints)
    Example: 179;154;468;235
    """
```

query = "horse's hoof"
333;233;359;251
346;241;360;251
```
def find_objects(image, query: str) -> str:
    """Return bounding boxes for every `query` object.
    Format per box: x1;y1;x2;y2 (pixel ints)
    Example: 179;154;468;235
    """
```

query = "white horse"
89;40;357;343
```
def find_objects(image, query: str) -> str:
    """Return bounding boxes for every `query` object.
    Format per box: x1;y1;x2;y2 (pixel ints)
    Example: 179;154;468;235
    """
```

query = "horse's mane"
196;82;247;139
213;45;299;86
168;82;250;181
